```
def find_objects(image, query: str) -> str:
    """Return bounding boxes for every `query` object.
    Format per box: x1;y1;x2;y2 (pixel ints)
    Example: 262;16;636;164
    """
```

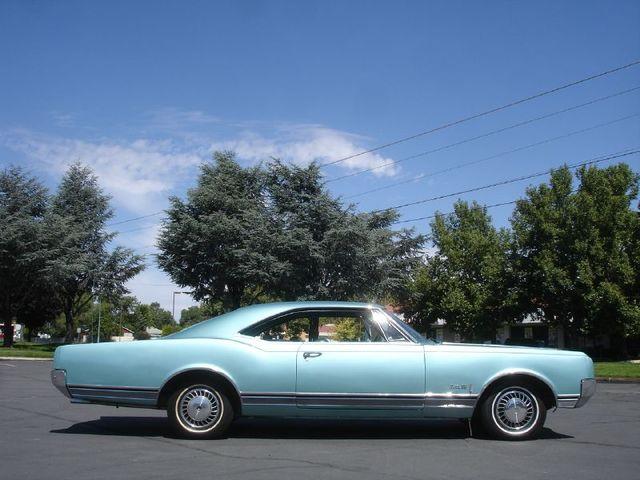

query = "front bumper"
51;369;71;398
557;378;596;408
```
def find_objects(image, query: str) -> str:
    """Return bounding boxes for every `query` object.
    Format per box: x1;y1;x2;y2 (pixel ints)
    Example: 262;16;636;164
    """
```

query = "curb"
0;357;53;361
595;377;640;384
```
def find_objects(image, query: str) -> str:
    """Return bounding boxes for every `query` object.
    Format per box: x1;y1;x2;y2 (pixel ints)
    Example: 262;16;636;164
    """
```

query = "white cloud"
212;124;399;176
1;129;203;214
1;117;399;217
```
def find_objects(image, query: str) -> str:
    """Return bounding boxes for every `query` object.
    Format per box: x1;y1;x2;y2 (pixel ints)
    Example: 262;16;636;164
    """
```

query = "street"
1;360;639;480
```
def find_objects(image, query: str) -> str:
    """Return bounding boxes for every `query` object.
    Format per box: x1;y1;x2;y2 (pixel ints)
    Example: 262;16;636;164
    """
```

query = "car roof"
167;301;380;339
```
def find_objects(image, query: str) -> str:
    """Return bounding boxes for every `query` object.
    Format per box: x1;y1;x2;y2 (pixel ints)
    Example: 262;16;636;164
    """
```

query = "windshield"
386;311;435;345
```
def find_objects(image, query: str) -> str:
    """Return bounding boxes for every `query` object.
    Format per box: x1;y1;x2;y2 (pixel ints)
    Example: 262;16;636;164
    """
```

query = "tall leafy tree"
572;165;639;356
158;153;423;309
511;163;640;355
179;301;224;327
131;302;174;331
510;166;576;340
17;284;61;342
265;160;423;301
405;201;513;341
47;163;145;342
0;167;54;347
158;152;275;310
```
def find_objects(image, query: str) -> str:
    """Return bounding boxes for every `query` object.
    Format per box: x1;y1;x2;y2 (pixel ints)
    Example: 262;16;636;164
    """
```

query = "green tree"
0;167;57;347
334;317;361;341
131;302;174;331
573;165;640;356
511;163;640;355
157;152;274;310
265;160;424;301
179;306;205;326
406;201;513;341
158;153;423;309
17;285;62;342
179;301;224;327
510;166;576;341
46;163;145;342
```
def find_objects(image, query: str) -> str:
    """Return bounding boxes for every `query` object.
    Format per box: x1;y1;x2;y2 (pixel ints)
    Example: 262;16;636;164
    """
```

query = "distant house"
318;323;336;341
111;326;134;342
0;322;23;342
426;314;612;351
429;316;564;347
145;326;162;339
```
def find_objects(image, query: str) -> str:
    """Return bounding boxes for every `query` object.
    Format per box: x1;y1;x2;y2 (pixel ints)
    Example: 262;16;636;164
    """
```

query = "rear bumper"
51;369;71;398
557;378;596;408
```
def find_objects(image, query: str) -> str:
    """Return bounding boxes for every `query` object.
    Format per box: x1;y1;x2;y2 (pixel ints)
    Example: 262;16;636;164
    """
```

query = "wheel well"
474;374;556;414
157;370;242;417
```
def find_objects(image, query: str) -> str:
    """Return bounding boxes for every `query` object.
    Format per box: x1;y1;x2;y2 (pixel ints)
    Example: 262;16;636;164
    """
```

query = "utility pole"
119;304;123;342
96;296;102;343
172;291;190;323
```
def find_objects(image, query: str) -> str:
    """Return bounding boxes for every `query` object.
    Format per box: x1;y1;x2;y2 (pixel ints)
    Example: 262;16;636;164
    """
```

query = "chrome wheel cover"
176;385;223;433
491;387;539;435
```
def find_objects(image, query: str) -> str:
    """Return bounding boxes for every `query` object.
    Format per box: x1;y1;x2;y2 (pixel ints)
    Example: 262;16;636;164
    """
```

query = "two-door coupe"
52;301;595;440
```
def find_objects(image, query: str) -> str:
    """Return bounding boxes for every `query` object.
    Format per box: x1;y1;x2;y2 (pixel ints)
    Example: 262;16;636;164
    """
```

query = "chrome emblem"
449;384;472;392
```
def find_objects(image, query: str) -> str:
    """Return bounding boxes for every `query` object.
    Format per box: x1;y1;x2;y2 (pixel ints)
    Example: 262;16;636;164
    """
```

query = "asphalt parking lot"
1;361;639;480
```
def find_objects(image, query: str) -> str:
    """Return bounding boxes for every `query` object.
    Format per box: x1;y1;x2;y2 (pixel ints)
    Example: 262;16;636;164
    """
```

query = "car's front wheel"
479;384;546;440
167;383;233;439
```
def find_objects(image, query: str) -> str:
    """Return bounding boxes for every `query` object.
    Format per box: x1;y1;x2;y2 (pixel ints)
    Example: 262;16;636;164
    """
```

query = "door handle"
303;352;322;359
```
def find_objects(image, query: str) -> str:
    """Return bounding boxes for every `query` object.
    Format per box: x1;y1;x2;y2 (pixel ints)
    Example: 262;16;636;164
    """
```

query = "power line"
319;59;640;168
344;112;640;198
114;223;161;234
371;149;640;214
107;211;163;227
393;199;519;225
330;86;640;184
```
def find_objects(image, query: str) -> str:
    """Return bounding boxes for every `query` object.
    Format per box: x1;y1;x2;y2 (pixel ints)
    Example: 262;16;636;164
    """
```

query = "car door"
296;308;425;414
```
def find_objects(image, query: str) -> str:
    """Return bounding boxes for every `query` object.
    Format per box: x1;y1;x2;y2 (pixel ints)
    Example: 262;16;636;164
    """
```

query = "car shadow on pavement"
51;416;572;441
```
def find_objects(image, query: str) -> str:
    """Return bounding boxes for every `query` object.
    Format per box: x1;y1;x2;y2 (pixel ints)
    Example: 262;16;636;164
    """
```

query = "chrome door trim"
240;391;478;409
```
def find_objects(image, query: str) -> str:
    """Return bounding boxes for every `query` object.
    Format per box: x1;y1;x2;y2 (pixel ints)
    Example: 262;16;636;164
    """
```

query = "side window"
255;314;311;342
318;315;365;342
316;311;386;343
250;309;405;343
371;309;408;342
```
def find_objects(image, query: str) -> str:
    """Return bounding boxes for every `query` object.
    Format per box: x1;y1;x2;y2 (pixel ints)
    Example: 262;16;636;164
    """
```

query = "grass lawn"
594;362;640;379
0;342;58;358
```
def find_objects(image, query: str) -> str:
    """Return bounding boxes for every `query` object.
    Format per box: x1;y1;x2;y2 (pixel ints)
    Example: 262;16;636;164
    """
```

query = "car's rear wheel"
167;383;233;439
479;383;546;440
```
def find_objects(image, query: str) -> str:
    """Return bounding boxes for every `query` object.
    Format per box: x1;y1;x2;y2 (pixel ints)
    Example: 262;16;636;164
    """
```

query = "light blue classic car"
52;301;595;440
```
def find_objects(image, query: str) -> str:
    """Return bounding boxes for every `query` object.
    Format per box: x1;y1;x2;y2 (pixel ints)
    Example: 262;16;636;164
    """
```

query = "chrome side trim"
242;394;296;406
67;384;159;391
298;395;424;408
241;392;478;409
68;387;159;400
425;398;477;409
556;395;580;408
67;385;159;406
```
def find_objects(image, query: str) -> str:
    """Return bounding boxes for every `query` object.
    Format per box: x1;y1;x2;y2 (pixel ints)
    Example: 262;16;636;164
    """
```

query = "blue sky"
1;1;639;316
